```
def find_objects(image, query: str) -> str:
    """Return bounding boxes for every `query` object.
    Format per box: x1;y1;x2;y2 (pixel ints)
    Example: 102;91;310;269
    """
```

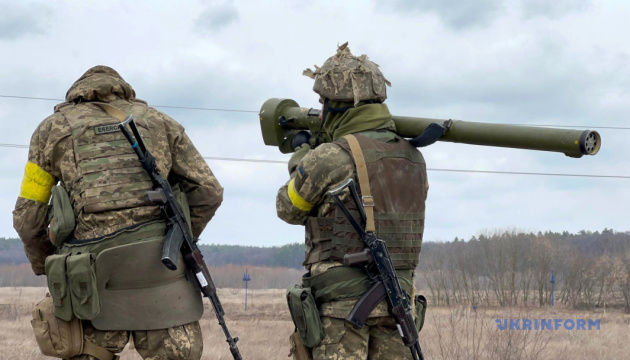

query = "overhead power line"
203;156;286;164
509;123;629;130
0;143;28;149
153;105;257;113
0;145;625;179
0;95;63;102
0;94;257;114
203;156;629;179
1;94;629;130
423;168;630;179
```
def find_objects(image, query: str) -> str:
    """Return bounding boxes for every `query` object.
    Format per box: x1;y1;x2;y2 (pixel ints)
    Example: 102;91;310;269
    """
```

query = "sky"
0;0;628;247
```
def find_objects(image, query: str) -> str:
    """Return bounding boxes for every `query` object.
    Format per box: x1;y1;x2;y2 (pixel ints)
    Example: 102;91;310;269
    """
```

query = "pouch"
414;294;427;332
66;253;100;320
49;185;76;246
92;238;202;331
288;331;313;360
31;294;83;358
172;183;192;236
286;284;323;348
45;254;73;321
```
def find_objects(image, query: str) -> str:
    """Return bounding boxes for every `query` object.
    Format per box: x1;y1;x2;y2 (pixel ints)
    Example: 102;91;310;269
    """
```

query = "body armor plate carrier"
62;101;155;215
305;132;427;270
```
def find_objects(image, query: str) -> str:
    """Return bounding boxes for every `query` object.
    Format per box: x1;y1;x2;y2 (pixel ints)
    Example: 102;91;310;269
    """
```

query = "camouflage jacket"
13;66;223;275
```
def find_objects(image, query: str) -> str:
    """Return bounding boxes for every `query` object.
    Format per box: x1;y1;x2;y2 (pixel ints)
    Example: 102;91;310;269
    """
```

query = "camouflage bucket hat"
303;42;391;105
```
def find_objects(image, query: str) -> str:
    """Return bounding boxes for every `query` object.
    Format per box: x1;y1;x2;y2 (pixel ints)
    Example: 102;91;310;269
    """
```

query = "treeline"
0;263;303;289
200;243;304;269
0;238;28;265
0;237;305;269
419;229;630;312
3;230;630;312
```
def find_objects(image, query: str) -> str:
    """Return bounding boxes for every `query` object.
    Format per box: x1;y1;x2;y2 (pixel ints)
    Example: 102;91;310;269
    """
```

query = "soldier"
277;43;429;360
13;66;223;360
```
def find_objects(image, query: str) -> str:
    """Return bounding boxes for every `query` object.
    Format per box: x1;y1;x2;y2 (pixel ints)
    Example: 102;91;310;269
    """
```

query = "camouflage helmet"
303;42;391;105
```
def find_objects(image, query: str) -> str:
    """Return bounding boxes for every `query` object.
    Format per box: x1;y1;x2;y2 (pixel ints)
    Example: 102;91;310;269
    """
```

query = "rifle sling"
93;102;127;122
343;134;375;233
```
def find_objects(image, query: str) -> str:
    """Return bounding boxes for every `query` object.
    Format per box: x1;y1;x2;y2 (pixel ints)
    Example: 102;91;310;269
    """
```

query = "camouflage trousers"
312;316;413;360
70;320;203;360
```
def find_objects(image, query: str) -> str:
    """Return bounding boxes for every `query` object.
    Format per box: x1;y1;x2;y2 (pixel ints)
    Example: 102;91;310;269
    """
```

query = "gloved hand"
288;143;311;174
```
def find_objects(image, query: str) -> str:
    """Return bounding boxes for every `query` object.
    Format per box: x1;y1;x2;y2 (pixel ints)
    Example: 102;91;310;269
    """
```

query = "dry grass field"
1;287;629;360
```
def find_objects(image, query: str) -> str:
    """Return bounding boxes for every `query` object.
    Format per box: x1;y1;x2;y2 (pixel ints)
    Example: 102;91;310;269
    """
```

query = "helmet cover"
303;42;391;105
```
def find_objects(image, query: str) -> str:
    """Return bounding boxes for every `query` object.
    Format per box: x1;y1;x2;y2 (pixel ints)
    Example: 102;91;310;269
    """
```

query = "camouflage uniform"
74;321;203;360
277;44;428;360
13;66;223;359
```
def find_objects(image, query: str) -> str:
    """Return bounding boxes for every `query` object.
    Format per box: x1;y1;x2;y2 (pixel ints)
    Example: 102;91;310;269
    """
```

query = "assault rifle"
119;115;242;360
329;178;425;360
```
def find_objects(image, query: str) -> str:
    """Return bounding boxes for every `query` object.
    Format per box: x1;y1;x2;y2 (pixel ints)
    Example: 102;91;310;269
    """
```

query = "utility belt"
45;221;203;331
36;221;203;359
303;266;414;304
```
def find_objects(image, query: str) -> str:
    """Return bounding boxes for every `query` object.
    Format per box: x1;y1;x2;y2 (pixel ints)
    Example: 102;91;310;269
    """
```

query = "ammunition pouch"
286;284;324;348
414;294;427;333
174;183;193;236
92;237;203;330
288;331;313;360
46;253;100;321
45;254;73;321
49;185;76;247
31;294;117;360
67;253;100;320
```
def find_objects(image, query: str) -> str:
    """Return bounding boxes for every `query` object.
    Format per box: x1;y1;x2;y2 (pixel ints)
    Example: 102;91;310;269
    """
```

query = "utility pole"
243;268;251;310
550;269;555;308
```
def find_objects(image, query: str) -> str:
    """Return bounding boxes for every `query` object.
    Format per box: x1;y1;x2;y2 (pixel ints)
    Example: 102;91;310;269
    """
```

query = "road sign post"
243;268;251;310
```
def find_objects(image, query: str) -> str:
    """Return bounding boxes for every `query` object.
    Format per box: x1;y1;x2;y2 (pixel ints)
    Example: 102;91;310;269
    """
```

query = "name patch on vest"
94;124;120;135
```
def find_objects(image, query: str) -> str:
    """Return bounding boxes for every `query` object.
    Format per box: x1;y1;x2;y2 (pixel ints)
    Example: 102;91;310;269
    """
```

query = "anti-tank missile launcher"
259;98;601;158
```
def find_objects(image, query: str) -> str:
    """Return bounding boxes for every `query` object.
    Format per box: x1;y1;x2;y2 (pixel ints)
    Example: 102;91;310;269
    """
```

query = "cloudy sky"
0;0;628;247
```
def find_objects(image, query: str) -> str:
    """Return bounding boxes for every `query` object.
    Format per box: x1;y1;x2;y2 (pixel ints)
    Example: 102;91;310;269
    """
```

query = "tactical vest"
49;101;203;330
60;101;155;214
305;132;427;270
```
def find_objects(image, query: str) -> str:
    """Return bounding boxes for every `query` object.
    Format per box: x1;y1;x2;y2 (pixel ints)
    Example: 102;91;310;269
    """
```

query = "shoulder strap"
342;134;375;233
93;102;127;122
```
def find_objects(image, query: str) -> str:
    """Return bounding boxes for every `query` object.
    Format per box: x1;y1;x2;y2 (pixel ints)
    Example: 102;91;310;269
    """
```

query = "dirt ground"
1;287;628;360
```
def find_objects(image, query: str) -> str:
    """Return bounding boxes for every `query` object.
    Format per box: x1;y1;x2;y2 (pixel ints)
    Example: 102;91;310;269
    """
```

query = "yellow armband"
20;161;55;203
288;178;314;212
